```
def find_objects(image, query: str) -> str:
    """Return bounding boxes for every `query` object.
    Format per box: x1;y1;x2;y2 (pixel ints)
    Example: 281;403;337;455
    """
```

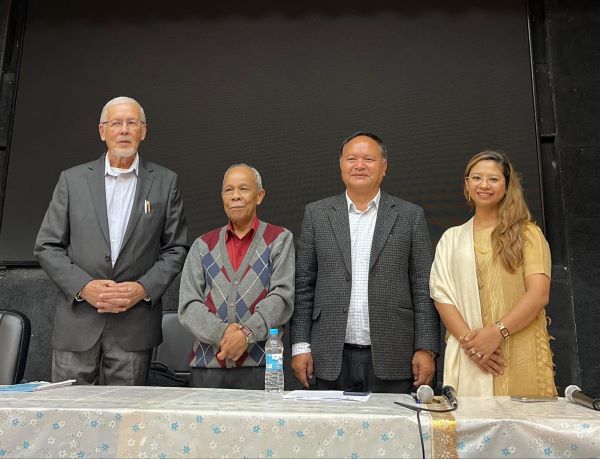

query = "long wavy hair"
464;150;531;273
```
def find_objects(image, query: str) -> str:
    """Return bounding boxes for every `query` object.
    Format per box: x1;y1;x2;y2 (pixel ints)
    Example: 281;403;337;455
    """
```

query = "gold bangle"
459;330;471;345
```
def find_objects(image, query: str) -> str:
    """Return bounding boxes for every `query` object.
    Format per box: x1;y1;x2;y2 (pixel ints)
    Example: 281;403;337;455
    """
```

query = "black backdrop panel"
0;0;540;263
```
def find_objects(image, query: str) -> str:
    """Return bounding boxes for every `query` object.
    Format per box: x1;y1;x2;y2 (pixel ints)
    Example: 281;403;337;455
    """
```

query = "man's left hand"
412;350;436;387
217;326;248;362
97;281;148;313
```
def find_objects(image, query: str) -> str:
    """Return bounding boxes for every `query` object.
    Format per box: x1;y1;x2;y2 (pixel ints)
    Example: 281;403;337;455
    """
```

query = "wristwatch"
239;325;255;344
495;320;510;339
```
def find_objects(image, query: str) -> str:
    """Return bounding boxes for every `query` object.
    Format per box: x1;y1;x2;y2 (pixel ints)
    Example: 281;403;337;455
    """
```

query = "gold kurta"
473;223;557;397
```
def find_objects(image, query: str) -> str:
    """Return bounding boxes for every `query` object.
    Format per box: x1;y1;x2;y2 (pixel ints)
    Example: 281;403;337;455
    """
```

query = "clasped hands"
462;325;508;376
216;323;249;362
81;279;148;314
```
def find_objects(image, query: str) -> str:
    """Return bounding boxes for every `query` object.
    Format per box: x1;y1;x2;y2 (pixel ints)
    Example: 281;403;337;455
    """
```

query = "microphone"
416;384;435;403
395;384;456;413
442;385;458;408
565;385;600;411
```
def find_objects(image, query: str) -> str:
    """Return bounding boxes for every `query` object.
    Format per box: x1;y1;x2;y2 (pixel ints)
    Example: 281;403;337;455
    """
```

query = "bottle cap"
269;328;278;335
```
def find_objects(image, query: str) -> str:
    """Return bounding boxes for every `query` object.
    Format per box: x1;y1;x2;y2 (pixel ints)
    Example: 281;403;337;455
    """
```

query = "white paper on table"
0;379;76;392
282;390;372;402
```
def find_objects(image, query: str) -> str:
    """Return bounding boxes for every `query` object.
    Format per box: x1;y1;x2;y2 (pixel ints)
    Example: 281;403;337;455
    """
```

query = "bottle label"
266;353;283;371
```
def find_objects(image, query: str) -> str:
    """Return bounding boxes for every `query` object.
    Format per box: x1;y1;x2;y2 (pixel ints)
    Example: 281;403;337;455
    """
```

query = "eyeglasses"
101;119;146;130
466;175;504;185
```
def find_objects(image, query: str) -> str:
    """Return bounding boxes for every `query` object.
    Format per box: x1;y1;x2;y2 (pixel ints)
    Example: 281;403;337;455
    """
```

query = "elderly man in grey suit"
34;96;188;385
290;132;439;393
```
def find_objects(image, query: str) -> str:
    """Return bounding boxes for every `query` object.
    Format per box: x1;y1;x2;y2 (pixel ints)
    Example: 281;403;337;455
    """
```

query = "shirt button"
343;308;348;313
233;280;239;285
105;255;111;262
229;302;235;307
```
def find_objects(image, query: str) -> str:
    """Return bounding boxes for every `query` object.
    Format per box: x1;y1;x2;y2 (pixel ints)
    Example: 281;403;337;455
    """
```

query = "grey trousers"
52;320;152;385
315;344;413;393
191;366;265;390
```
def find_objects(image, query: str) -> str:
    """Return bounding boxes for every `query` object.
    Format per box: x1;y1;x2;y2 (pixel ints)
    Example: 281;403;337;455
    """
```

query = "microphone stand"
393;400;457;459
394;400;457;413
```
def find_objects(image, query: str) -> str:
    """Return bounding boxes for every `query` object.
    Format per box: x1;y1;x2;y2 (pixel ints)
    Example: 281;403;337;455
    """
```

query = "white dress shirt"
104;153;138;267
292;190;380;356
344;190;380;345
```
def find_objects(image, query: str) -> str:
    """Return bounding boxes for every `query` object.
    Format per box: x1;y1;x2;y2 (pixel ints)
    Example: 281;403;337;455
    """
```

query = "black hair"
339;131;388;160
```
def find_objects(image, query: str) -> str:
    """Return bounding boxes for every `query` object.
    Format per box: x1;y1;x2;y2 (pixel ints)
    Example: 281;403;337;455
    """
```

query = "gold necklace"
473;227;493;254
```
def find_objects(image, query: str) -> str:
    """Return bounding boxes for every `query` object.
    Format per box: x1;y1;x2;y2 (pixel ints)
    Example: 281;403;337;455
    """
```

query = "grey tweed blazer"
290;191;439;381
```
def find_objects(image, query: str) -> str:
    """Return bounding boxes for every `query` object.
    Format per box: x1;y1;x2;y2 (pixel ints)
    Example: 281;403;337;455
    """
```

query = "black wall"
0;0;541;263
0;0;599;396
539;0;600;394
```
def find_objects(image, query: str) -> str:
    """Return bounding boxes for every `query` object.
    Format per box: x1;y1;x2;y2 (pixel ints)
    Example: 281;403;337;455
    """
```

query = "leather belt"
344;343;371;350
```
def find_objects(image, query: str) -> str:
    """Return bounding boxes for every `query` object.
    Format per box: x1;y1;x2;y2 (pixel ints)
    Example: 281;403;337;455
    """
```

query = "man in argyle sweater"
179;164;294;389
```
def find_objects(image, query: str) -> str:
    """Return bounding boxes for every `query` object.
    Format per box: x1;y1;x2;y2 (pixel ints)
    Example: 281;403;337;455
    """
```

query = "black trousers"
315;344;413;393
191;366;265;390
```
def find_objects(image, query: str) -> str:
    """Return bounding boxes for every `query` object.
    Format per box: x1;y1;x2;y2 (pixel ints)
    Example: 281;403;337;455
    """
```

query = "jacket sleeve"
34;171;93;299
409;206;440;354
290;205;317;345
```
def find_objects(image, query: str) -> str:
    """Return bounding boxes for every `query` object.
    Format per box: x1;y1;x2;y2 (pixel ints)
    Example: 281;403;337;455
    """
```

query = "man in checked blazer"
290;132;439;393
34;96;188;385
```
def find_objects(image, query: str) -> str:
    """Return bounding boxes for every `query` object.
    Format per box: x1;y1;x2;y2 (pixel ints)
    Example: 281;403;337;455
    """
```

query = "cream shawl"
430;218;494;396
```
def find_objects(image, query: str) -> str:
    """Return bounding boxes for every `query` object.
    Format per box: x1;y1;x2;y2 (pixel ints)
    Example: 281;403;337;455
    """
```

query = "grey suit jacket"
290;191;439;381
34;154;189;352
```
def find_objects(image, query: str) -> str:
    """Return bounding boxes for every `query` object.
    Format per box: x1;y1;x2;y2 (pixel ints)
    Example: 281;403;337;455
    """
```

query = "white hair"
99;96;146;123
224;163;263;190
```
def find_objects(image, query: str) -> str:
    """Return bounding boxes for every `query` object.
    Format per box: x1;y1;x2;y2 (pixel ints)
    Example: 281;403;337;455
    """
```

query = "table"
0;386;599;458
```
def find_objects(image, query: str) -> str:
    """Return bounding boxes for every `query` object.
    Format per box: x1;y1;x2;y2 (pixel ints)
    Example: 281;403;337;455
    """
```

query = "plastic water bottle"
265;328;284;392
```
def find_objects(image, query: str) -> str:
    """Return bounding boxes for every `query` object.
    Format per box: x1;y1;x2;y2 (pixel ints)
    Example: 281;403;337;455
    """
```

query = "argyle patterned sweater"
179;220;295;369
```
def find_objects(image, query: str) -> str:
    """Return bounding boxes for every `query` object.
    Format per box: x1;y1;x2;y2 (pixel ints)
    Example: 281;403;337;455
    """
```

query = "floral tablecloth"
451;396;600;458
0;386;599;458
0;386;426;458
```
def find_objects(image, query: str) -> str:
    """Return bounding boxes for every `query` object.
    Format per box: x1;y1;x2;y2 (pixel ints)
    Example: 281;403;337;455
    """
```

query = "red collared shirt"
225;216;259;271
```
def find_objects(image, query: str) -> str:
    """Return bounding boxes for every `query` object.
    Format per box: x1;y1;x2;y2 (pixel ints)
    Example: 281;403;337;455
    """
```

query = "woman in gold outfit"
430;150;556;397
